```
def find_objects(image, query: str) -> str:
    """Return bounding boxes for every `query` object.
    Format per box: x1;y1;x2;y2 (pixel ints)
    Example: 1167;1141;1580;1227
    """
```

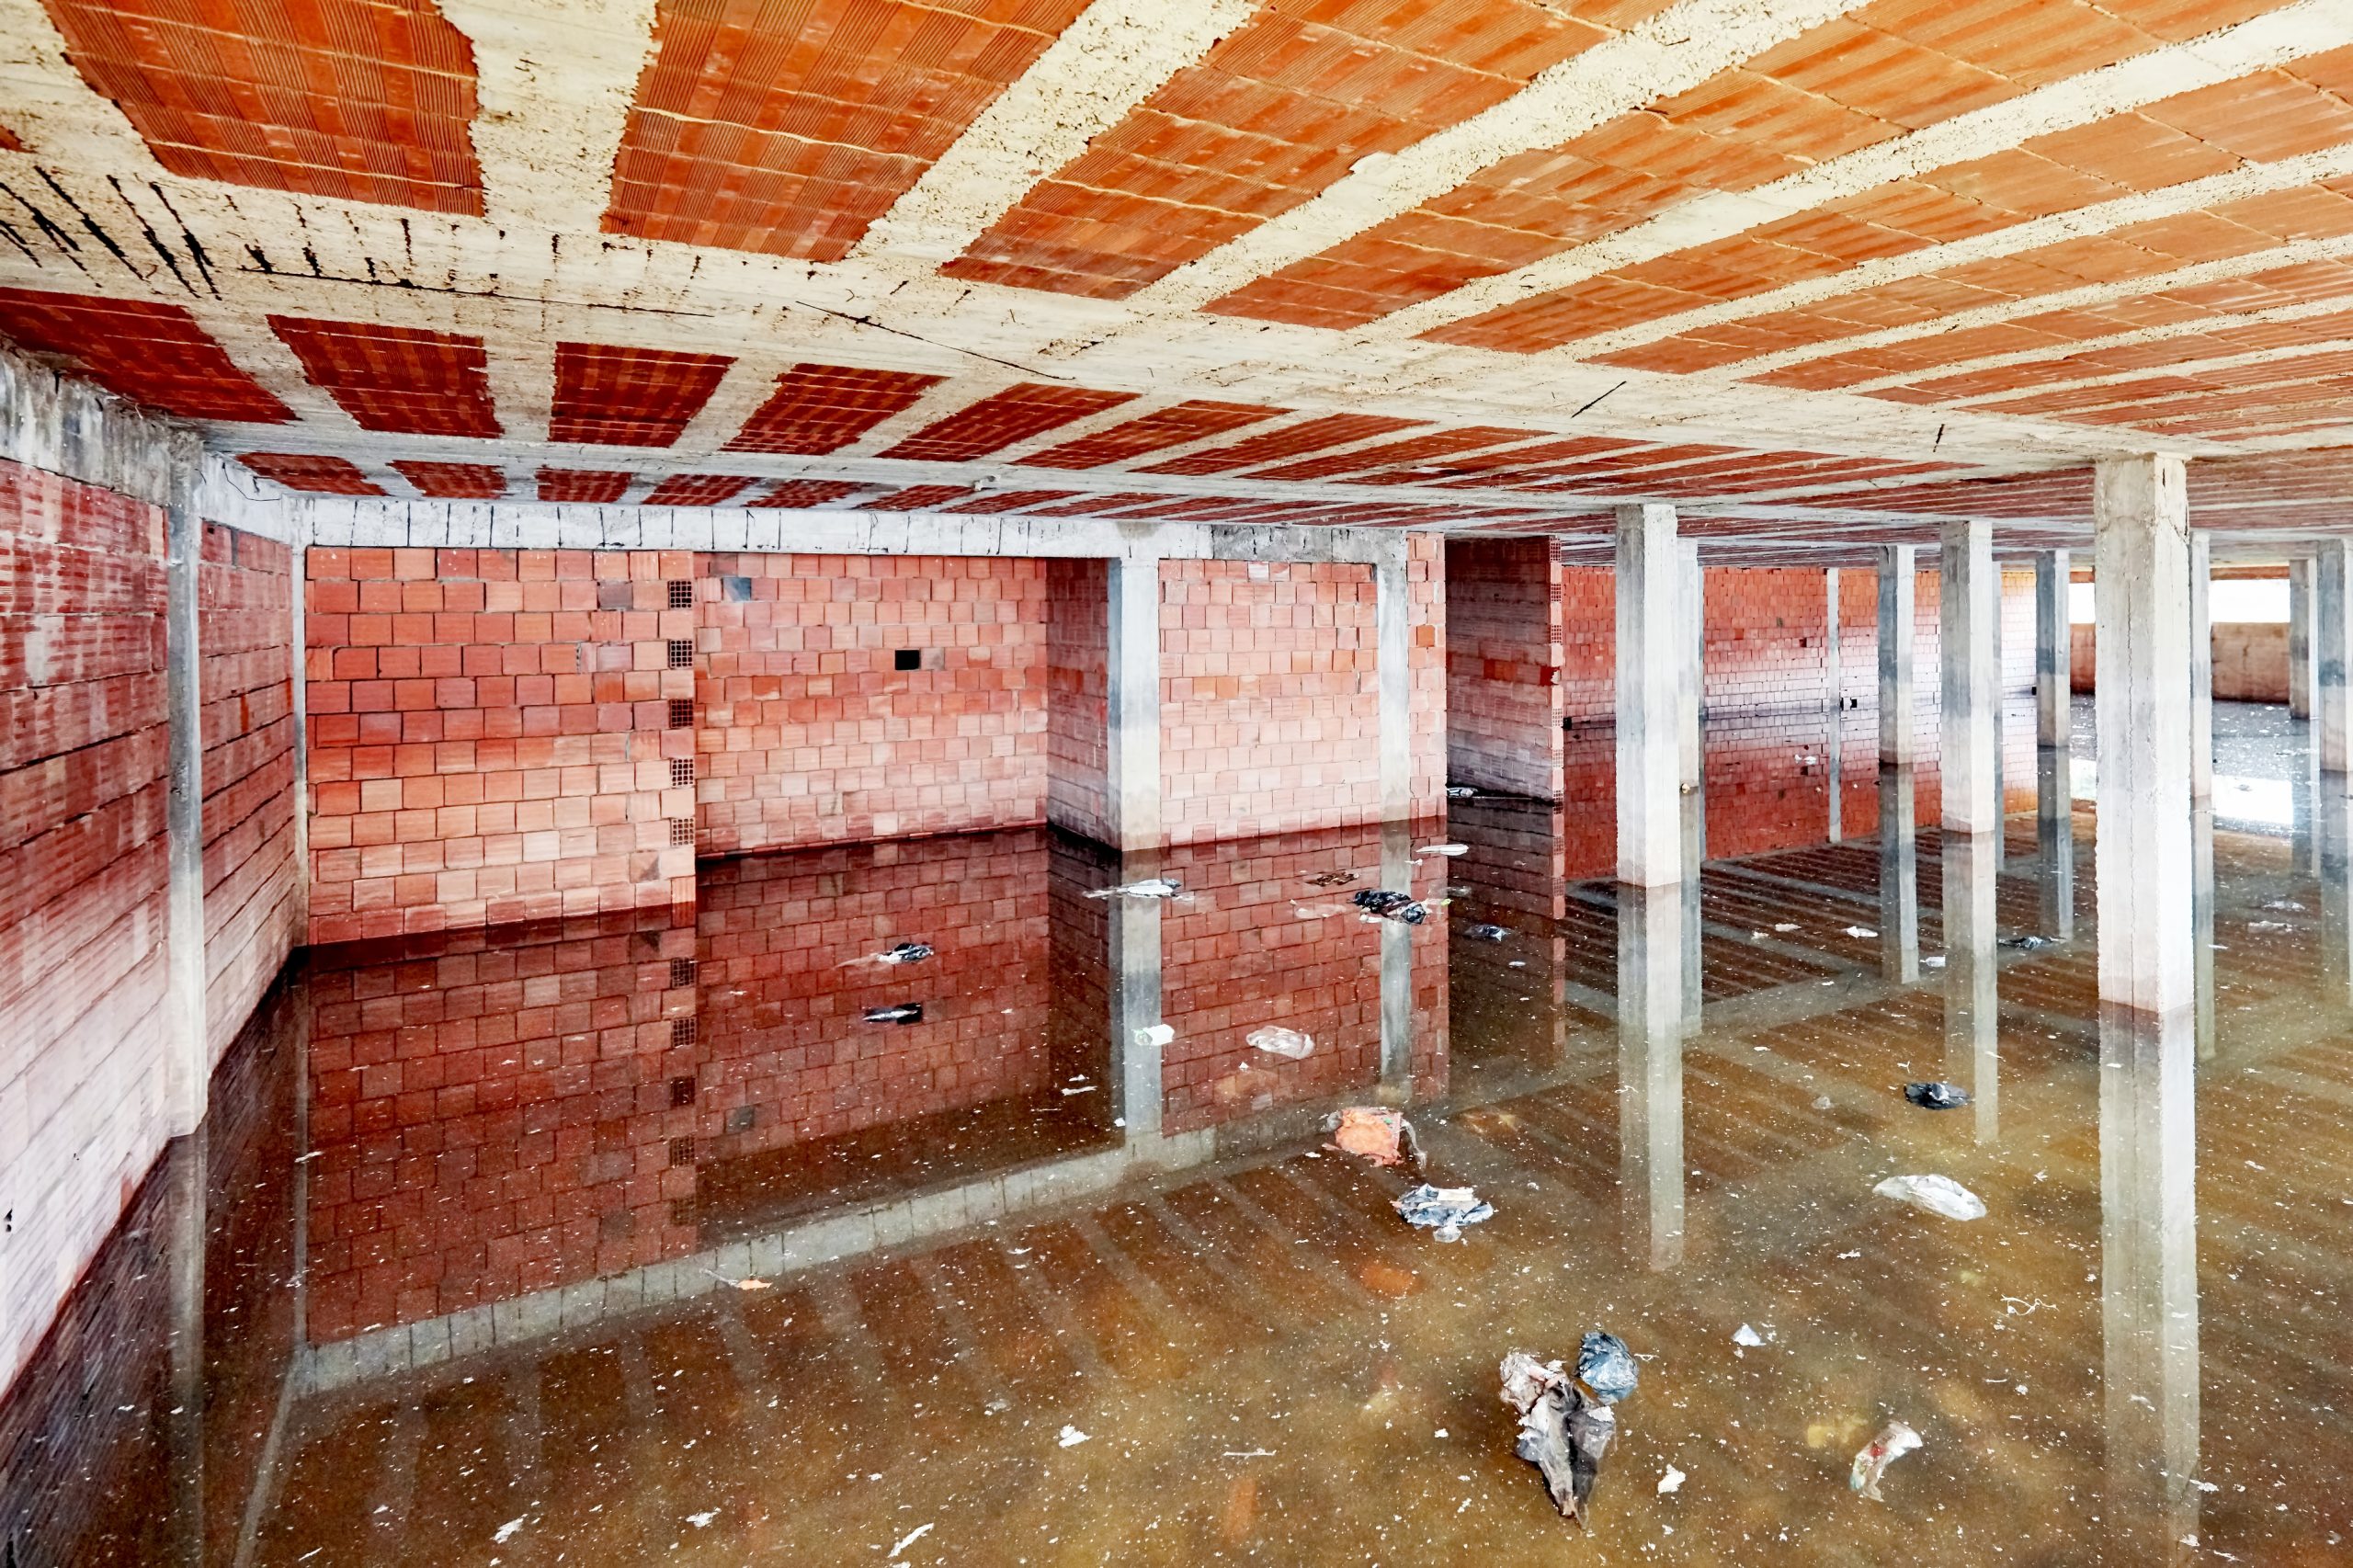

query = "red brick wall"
200;522;300;1062
304;548;696;945
1044;557;1111;843
692;834;1051;1153
303;915;700;1340
694;553;1049;854
1446;539;1563;799
0;458;173;1396
1161;559;1382;845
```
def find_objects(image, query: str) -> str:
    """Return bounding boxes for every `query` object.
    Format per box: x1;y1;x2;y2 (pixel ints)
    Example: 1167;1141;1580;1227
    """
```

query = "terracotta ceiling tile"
536;469;634;503
391;461;506;499
549;344;733;447
880;383;1138;461
725;364;945;455
240;452;384;494
0;288;290;423
268;317;500;438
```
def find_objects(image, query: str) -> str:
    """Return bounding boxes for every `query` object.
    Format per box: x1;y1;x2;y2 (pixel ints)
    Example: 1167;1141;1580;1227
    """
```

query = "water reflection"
1617;881;1686;1272
1942;828;2000;1143
2099;1004;2200;1563
1881;765;1921;983
2039;745;2075;940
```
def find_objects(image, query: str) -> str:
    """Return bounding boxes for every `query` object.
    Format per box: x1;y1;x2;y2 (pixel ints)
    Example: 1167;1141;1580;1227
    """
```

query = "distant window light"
2070;577;2289;624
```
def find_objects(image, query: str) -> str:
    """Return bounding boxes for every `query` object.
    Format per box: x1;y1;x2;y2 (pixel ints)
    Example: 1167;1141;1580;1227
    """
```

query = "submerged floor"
8;706;2353;1565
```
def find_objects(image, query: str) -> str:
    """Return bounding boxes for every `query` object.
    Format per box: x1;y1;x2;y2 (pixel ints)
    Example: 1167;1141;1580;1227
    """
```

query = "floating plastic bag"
1352;889;1429;924
1247;1026;1314;1060
1415;842;1470;857
1466;923;1509;942
1873;1174;1985;1221
1393;1184;1493;1243
1904;1081;1971;1110
1849;1421;1921;1502
877;941;933;964
1500;1333;1637;1524
1089;878;1181;900
864;1003;923;1025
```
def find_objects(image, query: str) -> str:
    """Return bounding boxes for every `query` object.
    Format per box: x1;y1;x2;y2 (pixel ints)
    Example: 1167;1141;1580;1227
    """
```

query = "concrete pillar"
1880;767;1920;983
1375;537;1412;823
2094;454;2195;1018
290;540;311;927
2188;533;2212;808
1943;827;1999;1142
2035;550;2075;939
1680;788;1703;1034
1824;567;1842;844
1618;881;1684;1271
1878;548;1920;985
2098;1005;2200;1559
1678;539;1702;794
1992;562;2006;869
1106;556;1163;850
2289;556;2313;722
1940;520;1999;836
2192;801;2215;1062
1617;504;1681;885
2319;539;2351;779
164;480;207;1135
2036;550;2071;748
1878;544;1915;767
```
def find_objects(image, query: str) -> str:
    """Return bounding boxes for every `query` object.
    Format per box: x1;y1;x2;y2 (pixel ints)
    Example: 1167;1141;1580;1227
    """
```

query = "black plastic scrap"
1500;1332;1639;1525
1998;933;2055;949
1352;889;1428;924
1466;923;1508;942
864;1003;924;1025
1904;1081;1972;1110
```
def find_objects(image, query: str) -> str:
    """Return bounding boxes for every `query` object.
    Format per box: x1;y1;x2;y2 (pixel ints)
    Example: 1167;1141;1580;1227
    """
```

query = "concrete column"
2098;1005;2200;1559
2188;533;2212;807
1880;767;1920;983
1824;566;1842;844
1678;539;1702;794
1680;788;1703;1034
165;480;207;1135
1617;504;1681;885
2319;539;2351;779
1618;881;1684;1271
1375;537;1412;823
2192;801;2215;1062
1992;562;2006;869
1940;520;1999;836
2289;556;2313;722
1105;556;1163;850
290;540;311;927
1879;547;1920;985
2094;454;2195;1018
1943;827;1999;1142
2035;550;2071;748
2035;550;2075;939
1878;544;1915;767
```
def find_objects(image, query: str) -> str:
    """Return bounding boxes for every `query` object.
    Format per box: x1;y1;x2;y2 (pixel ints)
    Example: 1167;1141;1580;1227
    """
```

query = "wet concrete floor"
7;707;2352;1565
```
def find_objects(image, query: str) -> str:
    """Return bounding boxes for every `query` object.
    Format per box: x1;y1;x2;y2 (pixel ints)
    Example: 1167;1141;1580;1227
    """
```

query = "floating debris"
1089;878;1181;900
1849;1421;1922;1503
1394;1184;1494;1243
1998;933;2055;949
1843;925;1878;938
888;1523;935;1559
1353;889;1429;924
1327;1107;1425;1173
1134;1022;1175;1049
1733;1324;1766;1348
1904;1081;1972;1110
1658;1465;1686;1495
1415;842;1470;857
1500;1333;1639;1524
864;1003;924;1025
1466;923;1509;942
1446;784;1476;798
1247;1026;1315;1060
1873;1174;1986;1221
878;941;933;964
1303;869;1359;888
1058;1426;1090;1448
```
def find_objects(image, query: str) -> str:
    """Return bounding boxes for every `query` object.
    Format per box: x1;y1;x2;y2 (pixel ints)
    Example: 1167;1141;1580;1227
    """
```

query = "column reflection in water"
1381;821;1416;1092
1942;827;1999;1142
1618;881;1685;1271
2320;786;2353;1006
2100;1003;2200;1563
1107;846;1166;1143
2292;735;2319;878
2037;744;2075;939
1880;765;1921;983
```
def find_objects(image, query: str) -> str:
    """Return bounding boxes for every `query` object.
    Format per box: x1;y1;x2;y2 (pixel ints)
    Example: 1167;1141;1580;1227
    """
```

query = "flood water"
8;702;2352;1565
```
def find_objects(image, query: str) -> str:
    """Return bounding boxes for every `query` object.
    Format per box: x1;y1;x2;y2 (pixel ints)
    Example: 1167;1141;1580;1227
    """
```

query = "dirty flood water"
6;703;2351;1565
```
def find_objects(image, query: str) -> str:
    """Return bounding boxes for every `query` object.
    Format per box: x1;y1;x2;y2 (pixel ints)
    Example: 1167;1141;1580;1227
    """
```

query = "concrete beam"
1617;504;1681;886
1940;520;1998;836
2094;454;2195;1018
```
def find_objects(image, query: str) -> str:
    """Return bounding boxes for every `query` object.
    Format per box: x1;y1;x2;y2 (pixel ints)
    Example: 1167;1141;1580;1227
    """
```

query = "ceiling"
7;0;2353;551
